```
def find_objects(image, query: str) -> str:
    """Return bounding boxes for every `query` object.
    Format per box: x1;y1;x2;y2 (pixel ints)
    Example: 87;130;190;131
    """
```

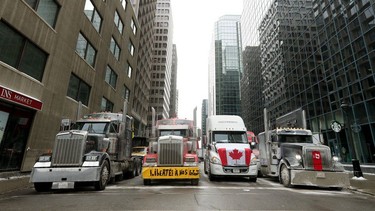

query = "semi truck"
203;115;258;182
258;108;349;188
142;118;200;185
30;103;142;191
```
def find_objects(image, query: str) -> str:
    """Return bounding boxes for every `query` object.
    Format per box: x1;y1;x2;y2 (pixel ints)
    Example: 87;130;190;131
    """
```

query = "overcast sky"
171;0;243;126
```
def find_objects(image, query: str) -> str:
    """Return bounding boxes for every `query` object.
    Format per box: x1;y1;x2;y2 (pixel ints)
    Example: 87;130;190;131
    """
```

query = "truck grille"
158;138;183;166
51;132;86;167
304;146;332;170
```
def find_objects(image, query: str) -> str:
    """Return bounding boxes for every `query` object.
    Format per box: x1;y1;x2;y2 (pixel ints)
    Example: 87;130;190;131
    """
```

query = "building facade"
240;0;273;134
131;0;157;138
0;0;140;172
201;99;208;136
149;0;174;122
306;0;375;164
169;44;178;118
208;15;242;116
259;0;316;126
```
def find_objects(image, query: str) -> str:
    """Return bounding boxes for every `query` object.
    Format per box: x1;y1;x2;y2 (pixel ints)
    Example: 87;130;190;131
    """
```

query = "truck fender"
277;159;290;174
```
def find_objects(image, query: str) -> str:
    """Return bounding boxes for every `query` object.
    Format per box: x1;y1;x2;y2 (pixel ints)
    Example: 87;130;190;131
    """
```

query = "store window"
0;102;35;171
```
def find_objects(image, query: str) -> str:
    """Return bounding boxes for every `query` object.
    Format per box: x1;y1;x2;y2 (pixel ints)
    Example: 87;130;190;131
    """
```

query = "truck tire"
208;163;216;181
249;177;257;182
280;164;291;187
191;179;199;185
34;182;52;192
95;160;110;190
143;179;151;185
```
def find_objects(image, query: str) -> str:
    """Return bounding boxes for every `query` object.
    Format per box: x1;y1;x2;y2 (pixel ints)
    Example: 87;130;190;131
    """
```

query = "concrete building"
149;0;174;121
208;15;242;116
169;44;178;118
201;99;208;136
131;0;157;138
0;0;140;172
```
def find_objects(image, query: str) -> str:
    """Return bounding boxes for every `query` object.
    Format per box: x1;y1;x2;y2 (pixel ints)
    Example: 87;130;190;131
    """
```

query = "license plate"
316;172;325;178
52;182;74;189
233;169;240;173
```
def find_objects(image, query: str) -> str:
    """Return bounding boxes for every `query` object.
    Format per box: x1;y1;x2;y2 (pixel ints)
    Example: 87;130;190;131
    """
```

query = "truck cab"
204;115;258;182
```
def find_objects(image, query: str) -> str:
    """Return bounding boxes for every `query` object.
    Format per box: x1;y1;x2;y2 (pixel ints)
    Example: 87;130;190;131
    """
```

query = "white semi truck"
30;103;142;192
258;108;349;188
203;115;258;182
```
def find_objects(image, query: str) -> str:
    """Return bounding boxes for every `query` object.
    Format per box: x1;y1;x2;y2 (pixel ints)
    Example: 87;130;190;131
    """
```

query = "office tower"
169;44;178;118
208;15;242;116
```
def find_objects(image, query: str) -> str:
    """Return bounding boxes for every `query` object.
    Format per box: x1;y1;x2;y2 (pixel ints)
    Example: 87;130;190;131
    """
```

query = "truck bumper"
211;163;258;177
30;167;101;183
290;170;350;188
142;166;200;179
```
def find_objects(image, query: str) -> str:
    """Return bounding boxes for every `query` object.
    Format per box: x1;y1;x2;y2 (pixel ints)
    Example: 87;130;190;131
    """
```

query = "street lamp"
340;101;363;177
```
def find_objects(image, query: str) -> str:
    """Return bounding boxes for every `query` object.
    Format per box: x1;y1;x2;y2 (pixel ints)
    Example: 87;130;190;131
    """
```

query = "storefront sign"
331;121;342;133
0;86;43;111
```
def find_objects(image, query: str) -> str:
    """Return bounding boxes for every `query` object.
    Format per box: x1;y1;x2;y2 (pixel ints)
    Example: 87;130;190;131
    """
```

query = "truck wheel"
34;182;52;192
203;160;208;174
135;160;142;176
208;163;215;181
280;164;291;187
95;160;110;190
249;177;257;182
143;179;151;186
191;179;199;185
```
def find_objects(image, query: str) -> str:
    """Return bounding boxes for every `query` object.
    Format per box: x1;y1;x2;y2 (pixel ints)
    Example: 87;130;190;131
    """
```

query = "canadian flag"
312;151;323;171
218;145;251;166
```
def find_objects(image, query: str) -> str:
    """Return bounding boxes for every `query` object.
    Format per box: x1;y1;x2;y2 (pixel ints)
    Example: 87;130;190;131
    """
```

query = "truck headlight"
332;156;339;162
84;155;99;161
250;157;258;165
210;156;221;165
144;157;157;166
38;155;51;162
295;154;302;160
184;156;198;166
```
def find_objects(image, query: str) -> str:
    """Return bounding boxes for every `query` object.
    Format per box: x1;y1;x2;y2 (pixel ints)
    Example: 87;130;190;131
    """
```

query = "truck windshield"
159;130;186;137
213;132;247;144
279;135;313;143
74;122;109;134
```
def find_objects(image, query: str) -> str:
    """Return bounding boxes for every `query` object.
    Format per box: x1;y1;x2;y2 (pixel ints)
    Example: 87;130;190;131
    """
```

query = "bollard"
352;159;363;177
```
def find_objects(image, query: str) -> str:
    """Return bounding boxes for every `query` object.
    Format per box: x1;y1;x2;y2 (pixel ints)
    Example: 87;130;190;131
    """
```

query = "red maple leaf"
229;149;243;160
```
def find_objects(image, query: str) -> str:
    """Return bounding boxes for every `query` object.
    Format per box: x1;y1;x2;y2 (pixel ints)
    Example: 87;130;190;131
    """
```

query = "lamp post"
340;101;363;177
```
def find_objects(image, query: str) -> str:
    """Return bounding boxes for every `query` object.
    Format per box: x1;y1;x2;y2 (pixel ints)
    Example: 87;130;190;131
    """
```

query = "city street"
1;163;375;210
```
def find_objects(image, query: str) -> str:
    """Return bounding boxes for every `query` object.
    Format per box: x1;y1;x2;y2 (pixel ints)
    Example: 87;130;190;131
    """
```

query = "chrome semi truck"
30;103;141;192
258;109;349;189
142;118;200;185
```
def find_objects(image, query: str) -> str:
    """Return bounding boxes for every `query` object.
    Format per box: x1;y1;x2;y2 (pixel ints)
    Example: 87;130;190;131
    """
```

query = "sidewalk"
348;173;375;196
1;171;375;195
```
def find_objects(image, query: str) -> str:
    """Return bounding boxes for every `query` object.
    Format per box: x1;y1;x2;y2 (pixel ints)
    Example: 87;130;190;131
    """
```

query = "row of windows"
0;21;47;82
68;72;130;110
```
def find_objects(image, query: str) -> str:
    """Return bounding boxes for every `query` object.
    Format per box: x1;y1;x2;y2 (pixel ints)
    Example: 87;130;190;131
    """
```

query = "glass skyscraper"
208;15;242;116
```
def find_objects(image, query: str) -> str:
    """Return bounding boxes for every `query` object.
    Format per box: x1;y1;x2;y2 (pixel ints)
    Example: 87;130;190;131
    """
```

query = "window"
126;62;132;78
76;32;97;67
123;85;130;101
25;0;60;28
105;65;117;88
110;37;121;60
120;0;127;10
130;18;137;35
101;97;114;112
67;74;91;105
128;41;134;56
0;21;47;82
84;0;102;32
114;10;124;34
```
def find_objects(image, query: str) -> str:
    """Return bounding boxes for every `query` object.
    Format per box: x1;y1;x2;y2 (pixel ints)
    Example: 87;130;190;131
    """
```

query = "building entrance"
0;101;35;171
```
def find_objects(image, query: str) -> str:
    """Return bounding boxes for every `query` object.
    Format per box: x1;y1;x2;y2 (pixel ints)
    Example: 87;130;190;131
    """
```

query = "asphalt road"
1;163;375;210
